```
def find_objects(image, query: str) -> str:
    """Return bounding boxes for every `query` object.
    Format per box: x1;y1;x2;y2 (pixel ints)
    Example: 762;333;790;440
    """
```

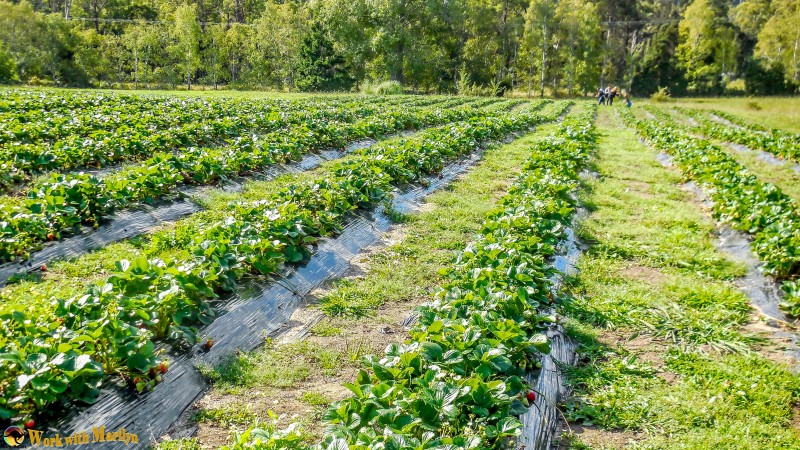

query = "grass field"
656;97;800;133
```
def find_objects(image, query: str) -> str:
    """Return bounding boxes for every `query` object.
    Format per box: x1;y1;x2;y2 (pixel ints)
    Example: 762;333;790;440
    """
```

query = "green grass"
196;340;345;394
153;438;202;450
560;107;800;449
298;391;332;407
649;97;800;133
193;403;259;426
575;113;744;280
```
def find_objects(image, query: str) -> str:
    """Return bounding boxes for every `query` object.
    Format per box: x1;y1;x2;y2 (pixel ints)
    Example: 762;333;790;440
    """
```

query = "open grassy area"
651;97;800;133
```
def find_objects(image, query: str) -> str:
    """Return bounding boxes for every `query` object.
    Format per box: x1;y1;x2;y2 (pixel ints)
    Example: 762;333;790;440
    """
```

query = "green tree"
169;3;201;90
0;41;18;83
248;2;306;89
730;0;771;40
554;0;600;96
315;0;373;88
632;23;687;95
677;0;739;93
295;22;354;92
756;0;800;88
521;0;556;97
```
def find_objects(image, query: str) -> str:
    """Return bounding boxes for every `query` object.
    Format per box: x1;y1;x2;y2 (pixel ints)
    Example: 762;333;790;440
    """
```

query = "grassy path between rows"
556;107;800;449
154;117;568;449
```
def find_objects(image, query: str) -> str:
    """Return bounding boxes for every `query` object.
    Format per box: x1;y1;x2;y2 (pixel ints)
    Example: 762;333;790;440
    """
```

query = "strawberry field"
1;90;800;450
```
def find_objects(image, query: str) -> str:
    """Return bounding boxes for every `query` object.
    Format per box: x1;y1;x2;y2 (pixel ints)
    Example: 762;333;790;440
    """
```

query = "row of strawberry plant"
0;101;563;424
620;107;800;314
229;103;598;450
0;90;138;114
671;107;800;163
0;96;437;187
0;94;430;148
0;89;436;116
0;97;499;262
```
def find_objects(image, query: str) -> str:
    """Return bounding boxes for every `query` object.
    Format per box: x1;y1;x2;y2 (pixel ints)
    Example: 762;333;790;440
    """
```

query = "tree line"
0;0;797;95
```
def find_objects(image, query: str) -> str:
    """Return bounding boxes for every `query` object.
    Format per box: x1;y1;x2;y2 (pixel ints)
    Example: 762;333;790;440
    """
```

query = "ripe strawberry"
40;264;47;272
158;361;168;374
47;233;55;241
24;419;35;429
203;339;214;351
526;391;536;402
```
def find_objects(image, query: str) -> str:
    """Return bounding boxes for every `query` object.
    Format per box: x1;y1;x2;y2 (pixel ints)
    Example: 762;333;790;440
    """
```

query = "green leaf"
419;342;443;362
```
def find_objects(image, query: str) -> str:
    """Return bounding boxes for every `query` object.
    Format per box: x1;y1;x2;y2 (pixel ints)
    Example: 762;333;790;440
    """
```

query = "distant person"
604;86;610;105
608;86;618;106
620;88;632;107
596;88;606;105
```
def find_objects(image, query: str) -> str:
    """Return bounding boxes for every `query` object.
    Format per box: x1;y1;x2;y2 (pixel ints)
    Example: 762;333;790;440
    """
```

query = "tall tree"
756;0;800;88
522;0;556;97
248;1;306;88
555;0;600;96
677;0;739;93
169;3;201;90
295;21;353;91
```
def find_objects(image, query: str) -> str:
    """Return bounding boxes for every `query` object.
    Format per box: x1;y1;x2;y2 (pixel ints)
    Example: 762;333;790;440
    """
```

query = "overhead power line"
65;16;254;27
64;15;684;28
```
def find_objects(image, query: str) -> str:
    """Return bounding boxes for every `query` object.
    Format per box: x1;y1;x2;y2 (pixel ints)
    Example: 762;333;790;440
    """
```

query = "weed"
197;340;343;391
746;100;762;110
298;391;331;407
650;87;671;103
193;403;258;426
153;438;202;450
309;319;343;337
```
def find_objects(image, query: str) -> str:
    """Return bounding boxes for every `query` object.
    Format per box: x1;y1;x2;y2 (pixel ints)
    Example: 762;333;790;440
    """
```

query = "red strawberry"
40;264;47;272
526;391;536;402
24;419;35;429
47;233;55;241
158;361;168;374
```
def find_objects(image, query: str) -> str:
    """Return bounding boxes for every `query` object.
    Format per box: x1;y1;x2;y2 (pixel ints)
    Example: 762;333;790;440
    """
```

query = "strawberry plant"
0;97;510;262
0;100;564;424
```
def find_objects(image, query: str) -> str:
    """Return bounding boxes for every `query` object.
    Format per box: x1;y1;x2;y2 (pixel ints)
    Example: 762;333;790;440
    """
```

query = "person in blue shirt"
596;88;606;105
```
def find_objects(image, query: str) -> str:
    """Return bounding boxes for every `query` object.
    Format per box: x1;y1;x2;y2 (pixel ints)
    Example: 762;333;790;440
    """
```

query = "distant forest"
0;0;797;95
